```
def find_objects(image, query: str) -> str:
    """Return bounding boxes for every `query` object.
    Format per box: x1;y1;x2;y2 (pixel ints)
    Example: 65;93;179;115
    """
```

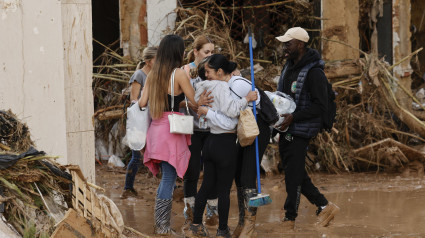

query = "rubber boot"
154;198;173;235
216;226;231;238
239;188;258;238
205;199;218;226
183;197;195;223
187;223;209;237
232;187;245;238
182;197;195;234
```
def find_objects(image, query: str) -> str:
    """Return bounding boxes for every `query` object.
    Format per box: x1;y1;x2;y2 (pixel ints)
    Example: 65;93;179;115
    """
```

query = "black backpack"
322;81;336;132
257;88;279;125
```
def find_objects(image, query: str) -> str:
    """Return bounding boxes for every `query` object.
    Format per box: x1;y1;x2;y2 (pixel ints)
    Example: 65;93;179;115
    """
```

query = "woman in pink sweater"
138;34;200;235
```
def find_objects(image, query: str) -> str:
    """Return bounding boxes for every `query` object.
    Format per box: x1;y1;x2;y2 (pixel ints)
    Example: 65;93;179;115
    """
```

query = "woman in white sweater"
188;54;257;238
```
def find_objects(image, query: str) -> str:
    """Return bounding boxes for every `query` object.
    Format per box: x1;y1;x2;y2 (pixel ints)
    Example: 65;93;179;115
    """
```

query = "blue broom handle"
248;28;262;194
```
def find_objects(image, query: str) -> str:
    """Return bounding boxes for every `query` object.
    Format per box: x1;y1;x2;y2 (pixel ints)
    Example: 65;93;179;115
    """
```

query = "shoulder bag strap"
170;68;190;114
170;68;177;113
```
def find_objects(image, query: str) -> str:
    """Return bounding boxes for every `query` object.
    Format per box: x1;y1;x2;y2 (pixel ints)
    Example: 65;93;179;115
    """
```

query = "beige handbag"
168;69;194;134
237;108;259;147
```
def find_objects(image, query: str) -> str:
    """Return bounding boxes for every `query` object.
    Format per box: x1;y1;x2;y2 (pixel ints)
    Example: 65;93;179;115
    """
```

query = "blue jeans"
124;150;142;190
157;162;177;199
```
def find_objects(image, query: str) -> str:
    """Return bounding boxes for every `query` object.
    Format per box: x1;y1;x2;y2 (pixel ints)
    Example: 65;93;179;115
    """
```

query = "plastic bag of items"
264;91;296;132
125;103;151;150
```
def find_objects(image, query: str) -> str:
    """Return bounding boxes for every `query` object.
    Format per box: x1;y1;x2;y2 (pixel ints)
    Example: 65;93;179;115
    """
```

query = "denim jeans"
157;162;177;199
124;150;142;190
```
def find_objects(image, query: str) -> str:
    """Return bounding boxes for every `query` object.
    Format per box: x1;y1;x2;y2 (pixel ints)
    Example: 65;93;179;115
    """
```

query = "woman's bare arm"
175;69;197;108
138;78;149;107
130;82;142;101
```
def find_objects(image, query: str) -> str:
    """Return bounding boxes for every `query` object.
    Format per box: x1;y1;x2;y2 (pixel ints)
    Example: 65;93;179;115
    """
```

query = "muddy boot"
205;199;218;226
239;189;258;238
281;217;295;230
184;197;195;223
186;223;209;237
119;188;138;199
316;202;340;227
154;198;173;235
182;197;195;234
232;187;245;238
216;226;231;238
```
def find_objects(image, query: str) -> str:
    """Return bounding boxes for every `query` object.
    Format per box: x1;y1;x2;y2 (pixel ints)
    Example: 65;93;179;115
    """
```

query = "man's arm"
292;68;328;122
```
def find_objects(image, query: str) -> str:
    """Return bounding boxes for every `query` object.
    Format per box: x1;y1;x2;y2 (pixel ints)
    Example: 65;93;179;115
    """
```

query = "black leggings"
193;133;238;230
183;131;216;199
235;116;271;189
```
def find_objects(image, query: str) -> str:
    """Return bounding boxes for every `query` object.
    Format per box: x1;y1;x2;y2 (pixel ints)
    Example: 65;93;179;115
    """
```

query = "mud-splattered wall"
393;0;413;110
321;0;360;61
118;0;176;60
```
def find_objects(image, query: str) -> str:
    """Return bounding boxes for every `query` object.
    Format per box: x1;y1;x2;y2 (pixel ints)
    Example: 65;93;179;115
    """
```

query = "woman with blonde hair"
138;35;199;235
120;46;157;199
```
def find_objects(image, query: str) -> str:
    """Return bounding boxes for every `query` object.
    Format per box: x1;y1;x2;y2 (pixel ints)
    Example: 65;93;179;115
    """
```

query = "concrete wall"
146;0;176;46
62;0;95;182
321;0;360;61
0;0;95;182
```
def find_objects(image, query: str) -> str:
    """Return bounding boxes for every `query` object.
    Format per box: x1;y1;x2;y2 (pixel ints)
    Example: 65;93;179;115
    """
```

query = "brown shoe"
281;217;295;230
120;188;138;199
186;223;209;238
317;202;340;227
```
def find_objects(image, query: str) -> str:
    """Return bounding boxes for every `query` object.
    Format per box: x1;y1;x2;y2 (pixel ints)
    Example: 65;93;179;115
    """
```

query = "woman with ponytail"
188;54;258;238
120;46;157;199
200;55;271;238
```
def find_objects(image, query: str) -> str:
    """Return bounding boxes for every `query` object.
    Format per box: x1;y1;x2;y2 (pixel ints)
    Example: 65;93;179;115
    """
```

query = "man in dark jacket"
276;27;339;230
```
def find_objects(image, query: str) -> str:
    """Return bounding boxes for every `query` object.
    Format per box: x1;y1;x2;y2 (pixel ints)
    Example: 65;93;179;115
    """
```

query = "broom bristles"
248;193;272;207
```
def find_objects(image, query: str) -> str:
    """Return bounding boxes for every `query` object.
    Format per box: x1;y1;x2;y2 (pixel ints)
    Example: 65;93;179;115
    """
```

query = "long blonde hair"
147;35;185;119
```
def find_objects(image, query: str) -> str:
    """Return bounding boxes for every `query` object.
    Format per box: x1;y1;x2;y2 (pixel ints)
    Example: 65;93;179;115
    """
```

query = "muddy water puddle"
96;165;425;237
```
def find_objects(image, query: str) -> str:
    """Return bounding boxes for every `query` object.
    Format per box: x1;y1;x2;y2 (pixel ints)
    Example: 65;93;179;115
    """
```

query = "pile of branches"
0;111;72;237
0;110;33;153
92;40;135;143
174;0;319;89
310;48;425;173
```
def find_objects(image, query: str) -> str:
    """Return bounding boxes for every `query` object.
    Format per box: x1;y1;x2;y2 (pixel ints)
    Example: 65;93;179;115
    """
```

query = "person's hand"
279;113;293;131
197;106;209;117
245;90;258;102
198;90;214;107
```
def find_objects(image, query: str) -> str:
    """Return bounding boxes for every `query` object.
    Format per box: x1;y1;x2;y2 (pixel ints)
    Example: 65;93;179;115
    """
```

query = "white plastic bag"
107;155;125;168
264;91;296;132
125;103;150;150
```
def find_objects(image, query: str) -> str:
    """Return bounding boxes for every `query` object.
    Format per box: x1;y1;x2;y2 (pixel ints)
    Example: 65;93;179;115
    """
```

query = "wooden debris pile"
0;110;127;237
0;110;33;153
310;48;425;173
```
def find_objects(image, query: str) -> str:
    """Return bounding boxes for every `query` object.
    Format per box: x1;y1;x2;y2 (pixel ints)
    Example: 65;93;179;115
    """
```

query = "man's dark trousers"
279;133;328;220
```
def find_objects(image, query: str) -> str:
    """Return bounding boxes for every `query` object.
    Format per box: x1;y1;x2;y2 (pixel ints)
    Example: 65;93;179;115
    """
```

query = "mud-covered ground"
96;164;425;237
